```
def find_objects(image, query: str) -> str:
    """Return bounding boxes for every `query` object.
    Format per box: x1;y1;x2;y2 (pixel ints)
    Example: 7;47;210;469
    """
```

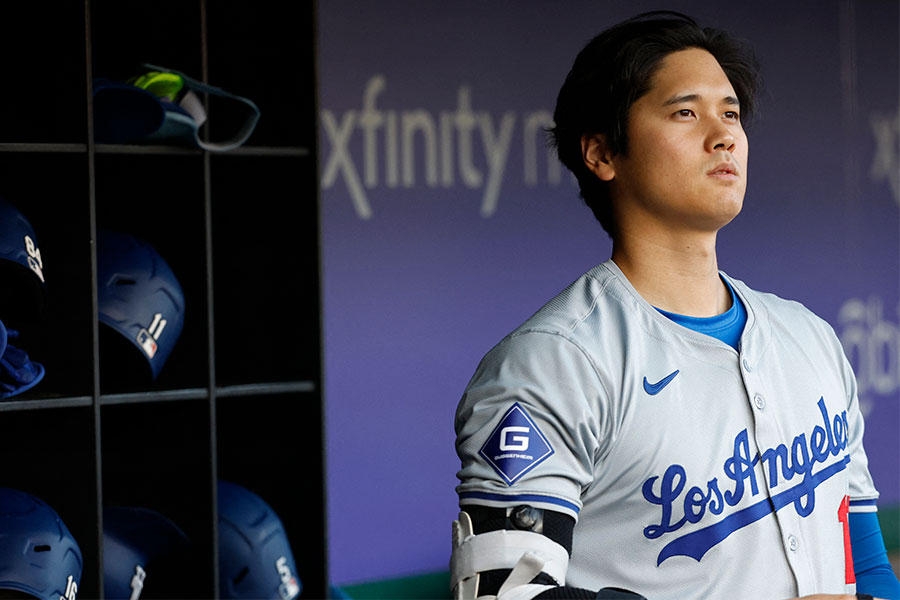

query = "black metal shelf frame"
0;380;318;412
0;142;311;157
0;0;325;597
0;396;94;412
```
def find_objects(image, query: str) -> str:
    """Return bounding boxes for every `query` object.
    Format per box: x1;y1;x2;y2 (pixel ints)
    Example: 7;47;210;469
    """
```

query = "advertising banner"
319;0;899;584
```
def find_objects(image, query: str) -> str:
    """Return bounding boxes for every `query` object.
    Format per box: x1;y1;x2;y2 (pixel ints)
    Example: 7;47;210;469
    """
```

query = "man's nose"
707;123;736;153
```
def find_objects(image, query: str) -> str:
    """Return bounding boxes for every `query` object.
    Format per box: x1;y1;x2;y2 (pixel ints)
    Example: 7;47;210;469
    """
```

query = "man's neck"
611;228;731;317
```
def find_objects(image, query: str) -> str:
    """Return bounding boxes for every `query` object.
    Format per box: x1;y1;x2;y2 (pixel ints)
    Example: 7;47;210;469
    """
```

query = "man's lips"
708;162;739;178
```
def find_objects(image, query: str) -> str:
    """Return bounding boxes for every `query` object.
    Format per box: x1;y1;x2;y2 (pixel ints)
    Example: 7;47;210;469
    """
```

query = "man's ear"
581;133;616;181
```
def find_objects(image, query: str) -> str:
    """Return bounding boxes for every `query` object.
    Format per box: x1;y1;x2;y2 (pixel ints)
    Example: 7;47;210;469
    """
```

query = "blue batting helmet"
0;487;82;600
0;198;47;321
218;481;301;600
97;230;185;380
103;506;192;600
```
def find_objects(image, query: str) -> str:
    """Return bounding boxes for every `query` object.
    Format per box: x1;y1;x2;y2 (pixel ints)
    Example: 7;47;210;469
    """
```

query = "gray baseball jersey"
455;259;879;598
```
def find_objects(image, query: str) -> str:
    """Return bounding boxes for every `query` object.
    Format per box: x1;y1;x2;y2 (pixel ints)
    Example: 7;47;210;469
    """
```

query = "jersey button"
742;358;752;372
753;394;766;410
787;535;799;552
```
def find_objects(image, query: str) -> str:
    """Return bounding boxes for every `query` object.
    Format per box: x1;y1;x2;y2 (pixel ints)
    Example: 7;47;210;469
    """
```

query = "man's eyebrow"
663;94;699;106
663;94;740;106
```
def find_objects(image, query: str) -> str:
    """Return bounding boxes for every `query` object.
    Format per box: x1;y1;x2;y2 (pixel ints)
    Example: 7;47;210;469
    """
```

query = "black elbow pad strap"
534;585;598;599
595;588;648;600
478;568;560;597
466;504;575;554
458;506;646;600
534;585;647;599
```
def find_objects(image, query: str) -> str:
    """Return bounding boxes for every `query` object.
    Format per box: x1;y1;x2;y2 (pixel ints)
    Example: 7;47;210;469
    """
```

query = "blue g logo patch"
479;402;554;485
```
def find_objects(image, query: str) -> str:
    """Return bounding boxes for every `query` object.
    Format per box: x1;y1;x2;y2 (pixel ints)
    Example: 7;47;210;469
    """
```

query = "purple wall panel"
318;0;899;584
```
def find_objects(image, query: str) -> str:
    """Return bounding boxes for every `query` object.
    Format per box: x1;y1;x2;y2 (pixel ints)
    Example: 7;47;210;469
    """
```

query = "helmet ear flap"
0;487;82;600
0;319;7;359
103;506;193;600
97;230;185;384
0;198;48;325
217;481;301;600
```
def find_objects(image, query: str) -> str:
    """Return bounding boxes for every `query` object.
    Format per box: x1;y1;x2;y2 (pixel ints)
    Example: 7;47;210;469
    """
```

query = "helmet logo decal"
129;565;146;600
60;574;78;600
136;313;168;359
24;235;44;283
275;556;300;600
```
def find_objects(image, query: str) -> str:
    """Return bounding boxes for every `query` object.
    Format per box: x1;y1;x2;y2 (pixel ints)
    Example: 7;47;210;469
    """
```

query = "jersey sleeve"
454;329;611;520
832;323;880;511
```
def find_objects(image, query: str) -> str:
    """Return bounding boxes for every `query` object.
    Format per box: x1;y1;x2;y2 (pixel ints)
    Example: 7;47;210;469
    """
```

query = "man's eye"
675;109;695;118
724;111;740;120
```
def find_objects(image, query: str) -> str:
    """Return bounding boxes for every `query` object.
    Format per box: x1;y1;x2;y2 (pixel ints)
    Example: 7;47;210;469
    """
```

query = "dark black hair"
549;11;762;235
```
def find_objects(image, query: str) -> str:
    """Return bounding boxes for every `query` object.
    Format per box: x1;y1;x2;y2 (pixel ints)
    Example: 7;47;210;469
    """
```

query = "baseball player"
451;12;900;600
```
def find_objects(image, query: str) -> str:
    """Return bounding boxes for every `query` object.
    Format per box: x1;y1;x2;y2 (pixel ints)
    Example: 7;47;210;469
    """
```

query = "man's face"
606;47;749;235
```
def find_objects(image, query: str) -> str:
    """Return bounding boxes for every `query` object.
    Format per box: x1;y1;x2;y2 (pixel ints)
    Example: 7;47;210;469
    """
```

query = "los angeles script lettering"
641;397;850;563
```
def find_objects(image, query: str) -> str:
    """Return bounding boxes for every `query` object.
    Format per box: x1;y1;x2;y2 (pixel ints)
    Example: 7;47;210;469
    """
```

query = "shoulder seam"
509;273;612;387
505;327;612;436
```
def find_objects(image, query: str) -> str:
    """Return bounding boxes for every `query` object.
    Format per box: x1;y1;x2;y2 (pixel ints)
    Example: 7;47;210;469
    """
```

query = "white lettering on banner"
321;110;371;219
869;107;900;205
524;111;562;186
320;75;568;219
838;296;900;417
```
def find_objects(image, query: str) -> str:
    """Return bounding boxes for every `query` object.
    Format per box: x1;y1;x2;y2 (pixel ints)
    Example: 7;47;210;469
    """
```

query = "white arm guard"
450;511;569;600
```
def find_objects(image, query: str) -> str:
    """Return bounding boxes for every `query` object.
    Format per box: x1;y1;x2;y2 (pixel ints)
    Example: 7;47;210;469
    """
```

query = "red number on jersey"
838;494;855;584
